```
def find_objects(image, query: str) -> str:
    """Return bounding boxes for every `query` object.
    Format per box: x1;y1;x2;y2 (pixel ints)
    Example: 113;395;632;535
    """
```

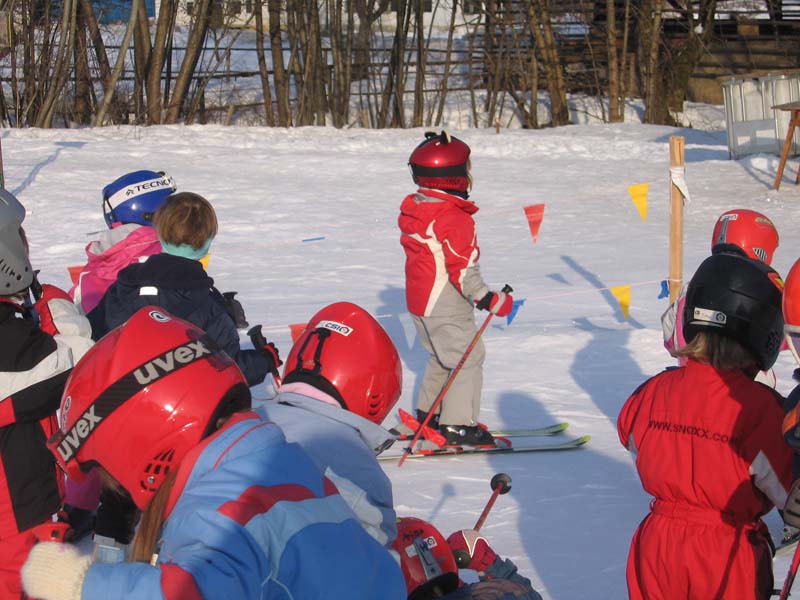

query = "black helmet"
683;253;784;370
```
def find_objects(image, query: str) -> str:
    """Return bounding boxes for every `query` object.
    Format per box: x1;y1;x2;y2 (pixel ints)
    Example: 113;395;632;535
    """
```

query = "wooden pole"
668;136;685;304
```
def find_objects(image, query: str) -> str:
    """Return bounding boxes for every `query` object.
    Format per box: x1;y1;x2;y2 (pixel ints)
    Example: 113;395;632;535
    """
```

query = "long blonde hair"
131;469;179;563
673;330;757;371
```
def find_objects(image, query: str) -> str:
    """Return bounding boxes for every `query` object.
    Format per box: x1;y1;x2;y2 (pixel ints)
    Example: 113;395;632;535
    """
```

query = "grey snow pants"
412;312;485;426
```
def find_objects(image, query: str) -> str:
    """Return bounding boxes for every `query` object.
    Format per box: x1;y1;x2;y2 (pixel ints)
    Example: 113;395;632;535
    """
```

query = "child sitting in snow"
70;170;176;314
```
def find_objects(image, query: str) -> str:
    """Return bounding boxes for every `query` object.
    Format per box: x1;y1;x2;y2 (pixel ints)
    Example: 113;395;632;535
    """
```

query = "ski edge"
390;421;570;440
379;434;591;461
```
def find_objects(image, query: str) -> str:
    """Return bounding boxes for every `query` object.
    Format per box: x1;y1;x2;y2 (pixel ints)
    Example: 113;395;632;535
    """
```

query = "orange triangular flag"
289;323;307;342
610;285;631;320
523;204;545;243
627;184;648;222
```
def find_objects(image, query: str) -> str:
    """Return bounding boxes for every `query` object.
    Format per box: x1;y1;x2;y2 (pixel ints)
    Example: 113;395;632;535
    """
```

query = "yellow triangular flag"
628;183;648;222
610;285;631;320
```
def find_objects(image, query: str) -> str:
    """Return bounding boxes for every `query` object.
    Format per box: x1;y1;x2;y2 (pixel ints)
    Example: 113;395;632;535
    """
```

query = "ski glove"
447;529;497;572
476;290;514;317
222;291;250;329
248;325;283;378
22;542;91;600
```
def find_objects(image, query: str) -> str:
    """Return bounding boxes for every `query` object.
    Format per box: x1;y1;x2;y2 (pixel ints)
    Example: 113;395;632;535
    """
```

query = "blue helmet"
102;170;177;228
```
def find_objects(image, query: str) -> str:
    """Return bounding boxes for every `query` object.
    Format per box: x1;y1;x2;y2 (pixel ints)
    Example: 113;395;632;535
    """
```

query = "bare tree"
269;0;291;125
164;0;212;124
606;0;622;122
95;0;142;126
146;0;177;124
526;0;569;126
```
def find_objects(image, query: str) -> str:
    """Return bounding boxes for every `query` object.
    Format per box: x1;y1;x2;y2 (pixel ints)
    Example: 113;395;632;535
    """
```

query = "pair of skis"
379;409;590;461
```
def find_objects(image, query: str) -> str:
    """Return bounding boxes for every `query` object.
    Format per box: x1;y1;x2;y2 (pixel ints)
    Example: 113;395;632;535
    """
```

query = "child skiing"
0;189;93;598
21;307;405;600
393;516;542;599
70;170;176;314
400;131;513;446
619;252;792;600
258;301;402;547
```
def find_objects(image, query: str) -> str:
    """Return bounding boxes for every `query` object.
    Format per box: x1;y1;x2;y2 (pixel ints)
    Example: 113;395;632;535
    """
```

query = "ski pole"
453;473;512;568
780;542;800;599
398;284;513;467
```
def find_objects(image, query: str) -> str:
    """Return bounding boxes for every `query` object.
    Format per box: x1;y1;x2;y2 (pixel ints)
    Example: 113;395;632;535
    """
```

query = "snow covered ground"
4;116;800;598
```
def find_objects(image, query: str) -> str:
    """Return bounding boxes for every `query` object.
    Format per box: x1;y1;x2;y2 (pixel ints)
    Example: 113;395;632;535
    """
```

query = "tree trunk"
527;0;569;126
164;0;212;124
268;0;291;125
73;2;92;125
36;0;77;127
132;0;152;123
412;0;425;127
146;0;177;124
434;0;458;126
606;0;621;122
254;0;275;125
95;0;142;126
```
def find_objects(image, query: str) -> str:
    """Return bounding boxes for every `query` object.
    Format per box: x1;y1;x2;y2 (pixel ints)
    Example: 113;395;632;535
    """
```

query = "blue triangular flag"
507;299;525;325
658;280;669;299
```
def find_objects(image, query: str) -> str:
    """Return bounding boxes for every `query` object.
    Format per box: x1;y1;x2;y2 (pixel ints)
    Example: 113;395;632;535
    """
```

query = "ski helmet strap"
414;536;444;582
285;328;347;410
50;334;224;464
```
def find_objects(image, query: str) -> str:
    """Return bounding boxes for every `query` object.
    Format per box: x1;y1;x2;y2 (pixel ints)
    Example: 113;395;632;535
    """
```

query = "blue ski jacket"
256;387;397;547
80;411;405;599
87;253;268;386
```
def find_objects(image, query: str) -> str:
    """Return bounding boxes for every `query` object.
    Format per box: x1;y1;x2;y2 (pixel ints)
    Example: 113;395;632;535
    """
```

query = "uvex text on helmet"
0;189;33;294
49;307;249;510
682;253;784;370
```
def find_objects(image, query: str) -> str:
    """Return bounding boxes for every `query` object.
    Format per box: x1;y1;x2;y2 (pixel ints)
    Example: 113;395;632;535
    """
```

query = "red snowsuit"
618;359;793;600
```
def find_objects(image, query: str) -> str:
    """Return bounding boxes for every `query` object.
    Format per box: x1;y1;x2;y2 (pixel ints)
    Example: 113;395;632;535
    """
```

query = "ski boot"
416;409;440;430
440;424;495;447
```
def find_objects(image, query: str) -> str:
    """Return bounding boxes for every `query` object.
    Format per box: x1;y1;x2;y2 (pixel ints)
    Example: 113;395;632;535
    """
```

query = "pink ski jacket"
69;224;162;314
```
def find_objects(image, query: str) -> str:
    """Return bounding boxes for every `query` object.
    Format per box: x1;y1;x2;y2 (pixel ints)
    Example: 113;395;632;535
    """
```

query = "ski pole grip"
248;324;266;347
501;283;513;294
490;473;512;495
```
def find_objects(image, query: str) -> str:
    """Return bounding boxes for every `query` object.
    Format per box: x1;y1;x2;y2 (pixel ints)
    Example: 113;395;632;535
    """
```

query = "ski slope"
4;117;800;599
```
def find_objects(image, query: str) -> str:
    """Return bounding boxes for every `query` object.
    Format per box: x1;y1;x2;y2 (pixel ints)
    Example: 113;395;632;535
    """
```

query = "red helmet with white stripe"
784;259;800;366
392;517;459;600
282;302;401;425
48;307;250;510
711;209;779;264
408;131;471;193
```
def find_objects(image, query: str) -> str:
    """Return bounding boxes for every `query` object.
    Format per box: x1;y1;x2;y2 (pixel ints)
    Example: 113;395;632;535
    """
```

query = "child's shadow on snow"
376;285;427;405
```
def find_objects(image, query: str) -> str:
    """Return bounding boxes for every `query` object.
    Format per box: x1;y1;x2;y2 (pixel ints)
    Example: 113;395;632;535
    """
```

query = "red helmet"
784;259;800;366
711;209;779;264
392;517;459;600
408;131;471;193
48;307;250;510
282;302;401;424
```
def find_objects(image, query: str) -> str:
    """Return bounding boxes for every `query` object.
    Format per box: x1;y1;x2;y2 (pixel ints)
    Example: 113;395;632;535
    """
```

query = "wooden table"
773;101;800;191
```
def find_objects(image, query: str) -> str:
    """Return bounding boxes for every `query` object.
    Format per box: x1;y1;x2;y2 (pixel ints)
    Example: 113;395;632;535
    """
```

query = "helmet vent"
141;448;176;492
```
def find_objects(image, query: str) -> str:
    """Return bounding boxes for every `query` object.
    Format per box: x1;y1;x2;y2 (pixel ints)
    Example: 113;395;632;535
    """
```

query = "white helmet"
0;189;33;295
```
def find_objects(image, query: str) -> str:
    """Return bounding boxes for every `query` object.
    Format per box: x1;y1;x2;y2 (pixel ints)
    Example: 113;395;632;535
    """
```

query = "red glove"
447;529;497;572
34;284;73;336
476;291;513;317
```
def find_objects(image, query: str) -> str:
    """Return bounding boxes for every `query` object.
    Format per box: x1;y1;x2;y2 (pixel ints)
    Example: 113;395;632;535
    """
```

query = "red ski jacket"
398;189;489;317
618;359;793;600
